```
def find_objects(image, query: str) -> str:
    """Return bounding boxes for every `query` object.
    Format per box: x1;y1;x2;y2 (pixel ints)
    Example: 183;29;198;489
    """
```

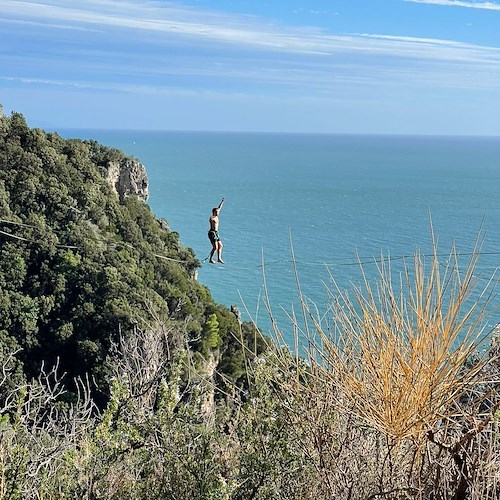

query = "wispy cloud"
2;0;500;60
0;75;207;95
2;0;500;96
2;0;321;52
405;0;500;10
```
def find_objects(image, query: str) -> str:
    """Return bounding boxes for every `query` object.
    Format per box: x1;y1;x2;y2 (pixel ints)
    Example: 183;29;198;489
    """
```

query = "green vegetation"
0;110;263;405
0;110;498;499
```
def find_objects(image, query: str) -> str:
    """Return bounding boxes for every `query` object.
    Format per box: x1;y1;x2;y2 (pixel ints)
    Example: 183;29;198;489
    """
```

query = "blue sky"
1;0;500;134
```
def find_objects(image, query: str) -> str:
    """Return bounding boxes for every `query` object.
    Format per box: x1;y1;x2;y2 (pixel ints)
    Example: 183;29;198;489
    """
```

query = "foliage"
0;109;498;499
0;110;260;403
0;310;497;499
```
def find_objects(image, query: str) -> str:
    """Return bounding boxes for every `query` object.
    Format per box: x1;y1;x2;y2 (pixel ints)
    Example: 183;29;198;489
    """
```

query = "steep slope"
0;111;263;403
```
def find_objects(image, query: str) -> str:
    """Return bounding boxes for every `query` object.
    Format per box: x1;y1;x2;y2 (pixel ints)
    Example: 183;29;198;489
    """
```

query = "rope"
0;228;80;249
0;218;187;264
251;255;498;285
0;218;40;229
152;253;188;264
255;251;500;270
1;217;498;274
0;229;29;242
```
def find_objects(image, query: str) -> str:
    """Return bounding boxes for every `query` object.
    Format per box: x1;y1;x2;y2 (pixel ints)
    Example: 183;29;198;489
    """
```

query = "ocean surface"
60;130;500;342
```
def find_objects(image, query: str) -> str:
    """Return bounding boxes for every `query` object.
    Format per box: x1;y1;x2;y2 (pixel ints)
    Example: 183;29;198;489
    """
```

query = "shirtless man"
208;197;224;264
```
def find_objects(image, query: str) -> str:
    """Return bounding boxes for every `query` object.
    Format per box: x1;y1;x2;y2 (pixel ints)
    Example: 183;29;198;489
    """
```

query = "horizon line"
51;127;500;139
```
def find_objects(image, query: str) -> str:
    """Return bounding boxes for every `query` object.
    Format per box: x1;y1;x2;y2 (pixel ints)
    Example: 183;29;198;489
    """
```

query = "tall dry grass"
256;233;499;498
320;243;495;440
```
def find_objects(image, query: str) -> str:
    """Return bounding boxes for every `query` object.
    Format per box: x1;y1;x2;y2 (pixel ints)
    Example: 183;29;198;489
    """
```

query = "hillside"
0;110;264;404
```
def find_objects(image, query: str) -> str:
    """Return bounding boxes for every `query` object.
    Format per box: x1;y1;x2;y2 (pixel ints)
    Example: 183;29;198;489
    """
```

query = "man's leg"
208;231;218;263
209;243;216;263
217;241;224;264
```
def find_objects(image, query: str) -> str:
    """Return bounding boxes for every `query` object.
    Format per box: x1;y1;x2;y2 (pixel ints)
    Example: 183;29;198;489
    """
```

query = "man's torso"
209;215;219;231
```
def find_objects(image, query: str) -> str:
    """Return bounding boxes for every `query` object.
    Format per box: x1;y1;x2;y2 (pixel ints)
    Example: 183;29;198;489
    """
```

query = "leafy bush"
0;110;260;403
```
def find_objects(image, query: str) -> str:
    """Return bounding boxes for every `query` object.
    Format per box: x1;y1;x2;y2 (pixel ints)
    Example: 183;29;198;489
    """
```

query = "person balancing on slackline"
208;197;224;264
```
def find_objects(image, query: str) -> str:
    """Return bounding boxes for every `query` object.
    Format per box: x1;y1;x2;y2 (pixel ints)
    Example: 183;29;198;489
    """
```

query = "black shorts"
208;230;219;245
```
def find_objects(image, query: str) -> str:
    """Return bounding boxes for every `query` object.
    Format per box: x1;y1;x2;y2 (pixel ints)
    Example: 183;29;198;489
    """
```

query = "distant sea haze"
61;130;500;342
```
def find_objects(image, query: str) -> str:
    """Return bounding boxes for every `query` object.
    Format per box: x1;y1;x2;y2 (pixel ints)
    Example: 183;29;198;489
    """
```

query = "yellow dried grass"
291;235;497;441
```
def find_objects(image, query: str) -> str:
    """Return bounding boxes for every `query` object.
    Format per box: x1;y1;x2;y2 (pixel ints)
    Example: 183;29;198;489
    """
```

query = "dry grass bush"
260;234;499;499
0;360;96;499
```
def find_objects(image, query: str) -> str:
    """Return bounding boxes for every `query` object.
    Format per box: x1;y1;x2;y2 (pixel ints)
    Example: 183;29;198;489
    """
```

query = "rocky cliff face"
198;352;219;423
107;157;149;202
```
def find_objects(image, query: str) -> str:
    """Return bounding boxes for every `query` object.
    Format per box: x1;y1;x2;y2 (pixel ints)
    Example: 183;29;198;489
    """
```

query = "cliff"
106;157;149;201
0;110;264;407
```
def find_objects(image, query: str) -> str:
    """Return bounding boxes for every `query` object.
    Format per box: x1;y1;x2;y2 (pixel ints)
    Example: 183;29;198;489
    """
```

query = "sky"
1;0;500;134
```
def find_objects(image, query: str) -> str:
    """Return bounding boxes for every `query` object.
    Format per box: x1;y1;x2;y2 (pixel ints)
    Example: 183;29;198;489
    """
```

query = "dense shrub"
0;111;261;403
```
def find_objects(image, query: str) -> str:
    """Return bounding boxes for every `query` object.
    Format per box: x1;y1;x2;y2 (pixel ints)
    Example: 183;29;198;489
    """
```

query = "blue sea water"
60;130;500;341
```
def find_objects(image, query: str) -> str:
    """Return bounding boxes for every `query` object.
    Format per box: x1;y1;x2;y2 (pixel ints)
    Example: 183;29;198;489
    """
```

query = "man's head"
212;207;219;215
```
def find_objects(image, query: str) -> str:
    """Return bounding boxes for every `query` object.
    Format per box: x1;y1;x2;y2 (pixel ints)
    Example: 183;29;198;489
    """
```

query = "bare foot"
209;260;216;264
217;259;225;264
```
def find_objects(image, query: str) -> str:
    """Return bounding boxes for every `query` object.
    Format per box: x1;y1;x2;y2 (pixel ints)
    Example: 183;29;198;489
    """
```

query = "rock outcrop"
107;157;149;202
199;352;219;424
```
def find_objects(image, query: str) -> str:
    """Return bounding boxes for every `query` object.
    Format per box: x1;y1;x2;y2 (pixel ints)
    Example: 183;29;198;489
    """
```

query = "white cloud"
1;17;102;32
2;0;500;95
0;0;499;64
405;0;500;10
356;33;500;64
3;0;319;51
0;76;93;88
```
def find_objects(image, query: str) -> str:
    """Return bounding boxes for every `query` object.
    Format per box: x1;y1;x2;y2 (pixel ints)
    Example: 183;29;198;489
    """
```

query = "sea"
59;130;500;344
